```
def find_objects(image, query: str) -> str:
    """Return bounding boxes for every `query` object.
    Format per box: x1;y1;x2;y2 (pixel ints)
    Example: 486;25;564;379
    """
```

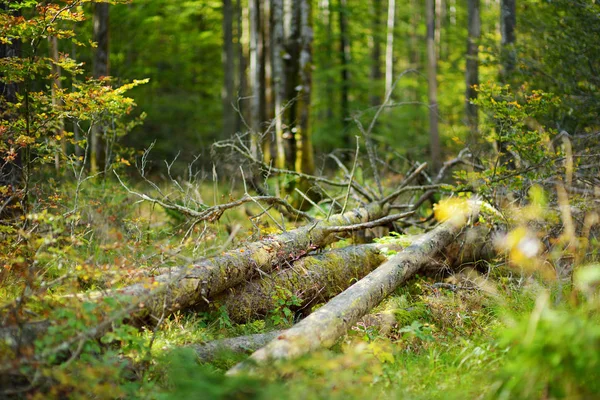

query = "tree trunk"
465;0;480;133
500;0;516;80
295;0;314;175
426;0;441;172
228;208;483;374
271;0;287;169
384;0;395;96
49;36;65;172
192;309;398;361
194;331;284;362
262;0;273;162
0;4;21;219
338;0;350;139
210;244;387;323
113;201;392;322
235;0;247;135
91;2;110;175
370;0;383;106
222;0;236;139
249;0;263;158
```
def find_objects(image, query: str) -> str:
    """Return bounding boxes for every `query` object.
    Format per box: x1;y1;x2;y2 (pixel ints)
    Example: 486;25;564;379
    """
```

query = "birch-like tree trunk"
249;0;262;158
271;0;286;169
384;0;395;96
465;0;480;133
426;0;441;172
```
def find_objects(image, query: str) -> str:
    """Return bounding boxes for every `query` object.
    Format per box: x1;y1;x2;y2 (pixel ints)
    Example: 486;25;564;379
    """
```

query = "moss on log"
227;210;483;374
209;244;386;323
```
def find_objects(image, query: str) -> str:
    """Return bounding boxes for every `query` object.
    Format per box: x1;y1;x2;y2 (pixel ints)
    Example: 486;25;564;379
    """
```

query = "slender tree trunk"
235;0;246;135
71;32;82;163
271;0;286;168
370;0;383;106
222;0;236;139
282;0;301;170
248;0;263;158
465;0;480;133
498;0;516;167
262;0;273;162
435;0;443;58
92;2;109;175
384;0;395;96
500;0;516;80
0;5;21;218
321;0;334;120
49;36;65;173
426;0;441;172
338;0;351;140
295;0;314;175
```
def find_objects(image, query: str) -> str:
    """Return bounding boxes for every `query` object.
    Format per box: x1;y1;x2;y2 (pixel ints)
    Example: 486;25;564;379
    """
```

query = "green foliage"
268;287;302;327
494;294;600;399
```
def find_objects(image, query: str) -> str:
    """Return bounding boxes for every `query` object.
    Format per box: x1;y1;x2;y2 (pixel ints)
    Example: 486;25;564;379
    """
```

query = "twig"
323;211;414;233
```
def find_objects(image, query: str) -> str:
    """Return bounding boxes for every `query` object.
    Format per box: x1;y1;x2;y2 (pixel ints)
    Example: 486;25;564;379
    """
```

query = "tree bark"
370;0;383;107
91;2;110;175
235;0;247;135
49;36;65;171
0;4;22;218
222;0;236;139
192;309;398;362
249;0;263;158
500;0;516;80
228;208;482;374
271;0;287;169
295;0;314;176
426;0;441;172
113;201;392;321
338;0;351;138
384;0;395;96
194;331;284;362
210;244;387;323
465;0;480;133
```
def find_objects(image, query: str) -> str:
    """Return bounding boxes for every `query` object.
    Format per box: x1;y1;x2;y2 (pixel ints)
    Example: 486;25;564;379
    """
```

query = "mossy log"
120;201;391;321
212;223;493;324
227;210;483;374
0;202;394;348
208;244;387;323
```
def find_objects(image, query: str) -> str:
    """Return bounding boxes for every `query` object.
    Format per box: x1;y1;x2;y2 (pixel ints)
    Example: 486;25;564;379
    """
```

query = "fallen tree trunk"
193;331;284;362
211;223;493;324
0;202;405;350
208;244;387;323
227;206;482;374
118;202;399;321
191;311;399;362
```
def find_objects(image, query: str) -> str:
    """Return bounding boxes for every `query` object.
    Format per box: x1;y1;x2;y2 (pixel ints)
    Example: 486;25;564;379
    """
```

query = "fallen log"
191;311;398;362
0;202;411;352
211;223;493;324
208;244;387;323
227;204;483;374
118;202;406;321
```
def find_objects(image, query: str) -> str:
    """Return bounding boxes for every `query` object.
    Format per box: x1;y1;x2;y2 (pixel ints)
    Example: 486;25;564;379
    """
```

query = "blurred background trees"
2;0;599;177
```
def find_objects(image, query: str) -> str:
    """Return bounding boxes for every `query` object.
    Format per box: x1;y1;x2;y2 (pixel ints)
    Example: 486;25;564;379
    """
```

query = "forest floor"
2;175;598;399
